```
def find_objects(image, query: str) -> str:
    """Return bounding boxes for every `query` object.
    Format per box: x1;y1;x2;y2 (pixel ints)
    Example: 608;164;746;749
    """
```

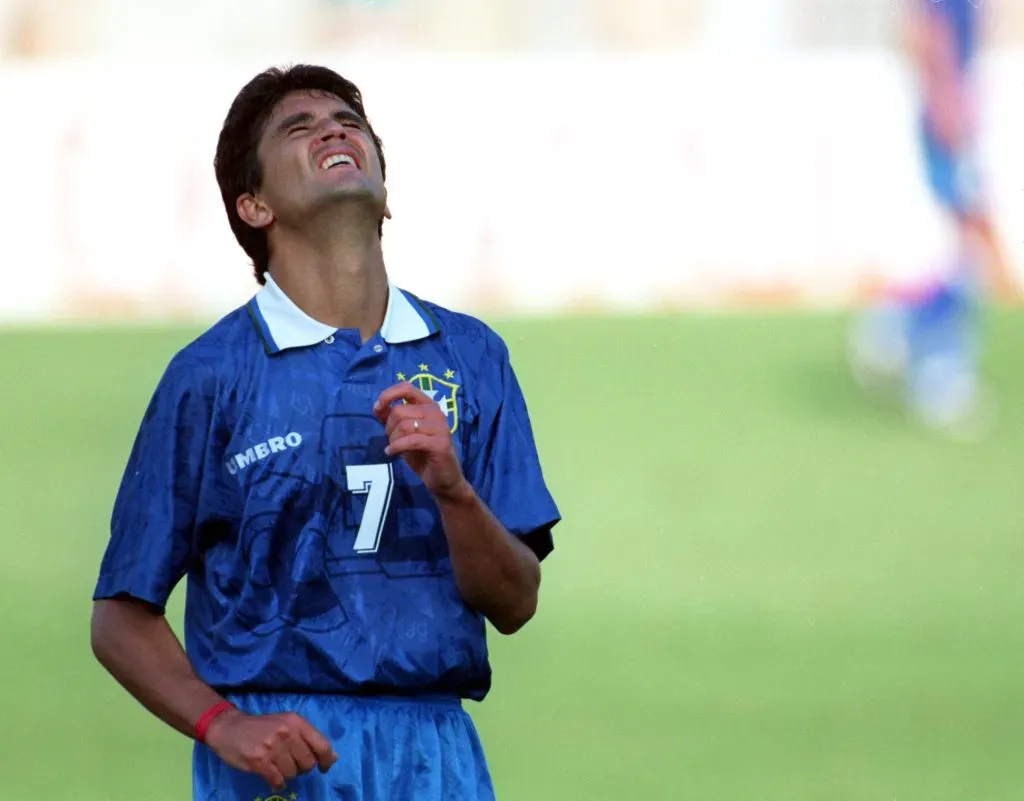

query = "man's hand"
204;709;337;791
373;382;469;500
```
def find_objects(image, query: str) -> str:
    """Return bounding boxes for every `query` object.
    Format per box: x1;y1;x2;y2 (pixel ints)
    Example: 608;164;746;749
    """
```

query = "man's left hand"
373;382;469;500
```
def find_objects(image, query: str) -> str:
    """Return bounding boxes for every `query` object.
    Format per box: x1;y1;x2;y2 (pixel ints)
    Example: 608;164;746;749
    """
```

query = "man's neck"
267;218;389;343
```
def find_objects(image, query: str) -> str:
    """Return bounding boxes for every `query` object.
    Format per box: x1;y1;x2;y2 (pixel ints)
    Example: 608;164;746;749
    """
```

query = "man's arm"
92;354;336;791
434;480;541;635
91;597;227;738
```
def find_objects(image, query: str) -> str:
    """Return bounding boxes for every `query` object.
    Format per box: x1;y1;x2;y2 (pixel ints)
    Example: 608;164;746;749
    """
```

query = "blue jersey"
93;275;560;701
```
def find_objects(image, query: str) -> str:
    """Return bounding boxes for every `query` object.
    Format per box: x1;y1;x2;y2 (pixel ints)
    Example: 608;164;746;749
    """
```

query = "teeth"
322;153;355;170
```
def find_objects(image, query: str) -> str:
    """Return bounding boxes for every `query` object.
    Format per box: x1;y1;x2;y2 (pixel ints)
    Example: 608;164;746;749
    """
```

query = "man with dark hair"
90;64;560;800
214;65;389;285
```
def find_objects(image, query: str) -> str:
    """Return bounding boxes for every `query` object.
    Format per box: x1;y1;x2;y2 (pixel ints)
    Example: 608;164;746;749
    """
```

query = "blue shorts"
193;693;496;801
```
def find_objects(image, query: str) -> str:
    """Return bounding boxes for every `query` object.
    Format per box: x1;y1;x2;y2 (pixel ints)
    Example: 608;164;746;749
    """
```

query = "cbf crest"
397;364;461;433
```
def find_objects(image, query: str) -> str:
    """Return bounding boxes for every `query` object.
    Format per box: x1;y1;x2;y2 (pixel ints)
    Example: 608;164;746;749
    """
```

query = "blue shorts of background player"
194;694;494;801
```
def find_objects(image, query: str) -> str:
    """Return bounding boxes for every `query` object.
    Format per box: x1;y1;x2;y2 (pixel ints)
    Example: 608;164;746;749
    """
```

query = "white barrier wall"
2;52;1023;322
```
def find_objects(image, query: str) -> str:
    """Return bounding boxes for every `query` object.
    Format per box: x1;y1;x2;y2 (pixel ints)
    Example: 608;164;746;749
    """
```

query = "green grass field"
2;311;1022;801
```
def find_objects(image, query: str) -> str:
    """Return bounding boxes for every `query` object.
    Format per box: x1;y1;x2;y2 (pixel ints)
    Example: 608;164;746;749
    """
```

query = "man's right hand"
204;709;338;790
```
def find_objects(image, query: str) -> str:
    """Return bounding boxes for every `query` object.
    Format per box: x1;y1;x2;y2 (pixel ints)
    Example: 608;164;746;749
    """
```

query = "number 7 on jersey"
345;463;395;554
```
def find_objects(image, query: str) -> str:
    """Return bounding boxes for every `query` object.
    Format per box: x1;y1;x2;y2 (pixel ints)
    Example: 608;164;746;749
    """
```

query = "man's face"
243;90;386;228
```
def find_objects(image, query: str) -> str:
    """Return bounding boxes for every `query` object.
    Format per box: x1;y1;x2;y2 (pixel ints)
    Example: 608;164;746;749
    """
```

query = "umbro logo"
225;432;303;475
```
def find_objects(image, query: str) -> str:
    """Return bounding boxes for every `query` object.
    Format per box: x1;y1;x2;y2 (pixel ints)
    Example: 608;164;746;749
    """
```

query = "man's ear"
237;193;274;229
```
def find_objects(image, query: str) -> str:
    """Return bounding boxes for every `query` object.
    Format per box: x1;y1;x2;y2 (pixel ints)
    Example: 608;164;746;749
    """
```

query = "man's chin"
304;190;386;224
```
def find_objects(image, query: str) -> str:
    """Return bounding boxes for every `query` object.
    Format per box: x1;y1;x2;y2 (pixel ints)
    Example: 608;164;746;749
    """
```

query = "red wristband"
194;700;235;743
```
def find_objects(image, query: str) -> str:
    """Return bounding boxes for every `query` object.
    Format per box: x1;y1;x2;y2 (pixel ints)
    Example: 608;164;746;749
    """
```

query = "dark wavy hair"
214;65;387;285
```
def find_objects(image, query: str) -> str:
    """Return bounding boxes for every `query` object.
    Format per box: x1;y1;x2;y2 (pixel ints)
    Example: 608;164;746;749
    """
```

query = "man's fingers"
254;758;287;792
374;382;435;414
262;722;301;784
387;414;447;441
271;748;300;783
271;731;299;775
383;403;420;436
298;723;339;773
286;729;319;774
384;434;433;457
383;402;447;439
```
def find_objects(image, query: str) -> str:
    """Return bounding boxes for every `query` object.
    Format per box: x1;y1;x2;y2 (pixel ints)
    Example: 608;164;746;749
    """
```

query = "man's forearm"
91;598;226;738
436;481;541;634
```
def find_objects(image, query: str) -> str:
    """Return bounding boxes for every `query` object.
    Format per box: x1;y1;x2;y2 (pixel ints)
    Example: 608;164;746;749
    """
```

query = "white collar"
251;273;439;353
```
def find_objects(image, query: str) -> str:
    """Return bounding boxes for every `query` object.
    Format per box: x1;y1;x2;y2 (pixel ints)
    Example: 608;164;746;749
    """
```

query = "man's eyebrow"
275;112;314;134
333;109;367;126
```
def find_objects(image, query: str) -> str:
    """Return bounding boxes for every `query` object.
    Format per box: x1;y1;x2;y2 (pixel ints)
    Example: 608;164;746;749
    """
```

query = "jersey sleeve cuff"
511;517;560;562
92;572;172;613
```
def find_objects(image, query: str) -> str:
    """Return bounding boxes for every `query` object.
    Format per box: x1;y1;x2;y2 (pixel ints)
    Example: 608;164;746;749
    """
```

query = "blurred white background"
1;0;1022;321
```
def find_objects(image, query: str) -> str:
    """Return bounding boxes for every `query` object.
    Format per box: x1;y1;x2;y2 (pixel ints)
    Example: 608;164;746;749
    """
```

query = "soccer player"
848;0;1016;435
90;65;561;800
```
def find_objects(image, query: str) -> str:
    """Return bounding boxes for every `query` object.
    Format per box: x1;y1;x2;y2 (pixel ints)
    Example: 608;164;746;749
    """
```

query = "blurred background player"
848;0;1017;437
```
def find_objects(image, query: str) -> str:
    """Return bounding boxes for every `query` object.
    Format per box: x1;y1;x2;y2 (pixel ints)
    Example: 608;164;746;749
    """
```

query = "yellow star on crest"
419;363;429;371
396;372;406;381
291;794;299;801
444;369;455;379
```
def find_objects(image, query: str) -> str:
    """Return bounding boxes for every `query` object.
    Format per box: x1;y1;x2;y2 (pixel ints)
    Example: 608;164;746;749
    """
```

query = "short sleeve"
466;335;560;561
93;354;214;611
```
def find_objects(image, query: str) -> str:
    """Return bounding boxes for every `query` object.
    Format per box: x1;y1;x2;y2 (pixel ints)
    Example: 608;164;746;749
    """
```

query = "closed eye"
289;125;309;135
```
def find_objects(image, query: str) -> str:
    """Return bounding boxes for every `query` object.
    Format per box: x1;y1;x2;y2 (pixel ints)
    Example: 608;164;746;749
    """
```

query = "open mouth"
320;153;358;171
